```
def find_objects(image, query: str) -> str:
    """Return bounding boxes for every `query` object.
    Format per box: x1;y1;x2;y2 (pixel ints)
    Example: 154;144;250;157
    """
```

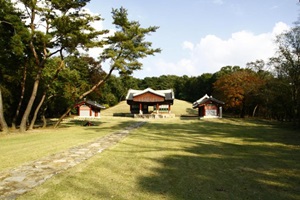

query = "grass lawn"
17;117;300;200
0;117;135;171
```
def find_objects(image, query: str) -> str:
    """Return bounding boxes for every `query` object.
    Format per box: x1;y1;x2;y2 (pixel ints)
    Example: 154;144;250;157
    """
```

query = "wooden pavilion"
126;88;175;117
192;94;225;118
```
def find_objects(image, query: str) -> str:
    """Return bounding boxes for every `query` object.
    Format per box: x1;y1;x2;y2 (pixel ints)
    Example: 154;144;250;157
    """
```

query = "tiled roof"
192;94;224;108
77;100;106;109
85;100;106;109
126;88;174;101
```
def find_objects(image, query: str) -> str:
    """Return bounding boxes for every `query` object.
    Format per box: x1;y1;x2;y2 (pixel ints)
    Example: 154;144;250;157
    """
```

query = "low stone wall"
72;116;101;121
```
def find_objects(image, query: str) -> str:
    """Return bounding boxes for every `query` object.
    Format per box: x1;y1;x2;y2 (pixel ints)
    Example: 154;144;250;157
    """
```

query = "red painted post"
139;103;142;114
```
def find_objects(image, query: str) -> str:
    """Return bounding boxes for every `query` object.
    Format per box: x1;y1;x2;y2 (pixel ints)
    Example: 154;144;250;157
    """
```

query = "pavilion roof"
126;88;174;101
76;99;106;109
192;94;224;108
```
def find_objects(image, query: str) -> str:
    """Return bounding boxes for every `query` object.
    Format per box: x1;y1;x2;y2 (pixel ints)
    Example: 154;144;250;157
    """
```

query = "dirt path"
0;121;146;200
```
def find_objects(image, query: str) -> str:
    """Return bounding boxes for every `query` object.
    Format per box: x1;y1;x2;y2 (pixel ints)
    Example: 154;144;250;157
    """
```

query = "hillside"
101;99;197;116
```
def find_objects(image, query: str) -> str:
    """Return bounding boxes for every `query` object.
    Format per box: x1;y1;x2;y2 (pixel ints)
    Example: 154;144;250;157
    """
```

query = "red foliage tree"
213;70;265;117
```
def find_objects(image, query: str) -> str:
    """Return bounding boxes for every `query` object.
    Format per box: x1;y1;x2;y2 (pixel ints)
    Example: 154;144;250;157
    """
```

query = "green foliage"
43;55;105;116
51;0;90;11
0;0;32;125
268;25;300;125
211;65;242;81
263;77;293;120
101;7;161;75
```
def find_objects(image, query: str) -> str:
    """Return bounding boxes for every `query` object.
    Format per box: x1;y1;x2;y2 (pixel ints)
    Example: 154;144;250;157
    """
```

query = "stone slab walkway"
0;121;146;200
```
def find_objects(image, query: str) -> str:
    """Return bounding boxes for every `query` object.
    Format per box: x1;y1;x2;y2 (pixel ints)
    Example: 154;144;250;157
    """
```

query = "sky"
85;0;299;78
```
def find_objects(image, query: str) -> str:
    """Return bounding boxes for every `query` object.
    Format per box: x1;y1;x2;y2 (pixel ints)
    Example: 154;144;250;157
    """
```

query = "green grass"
17;117;300;200
0;117;135;171
101;100;129;116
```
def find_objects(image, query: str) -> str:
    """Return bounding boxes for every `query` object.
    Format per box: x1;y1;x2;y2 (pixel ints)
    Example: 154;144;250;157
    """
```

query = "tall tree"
246;60;275;117
15;0;106;132
213;70;265;118
0;0;30;129
54;7;161;127
269;25;300;126
0;88;8;133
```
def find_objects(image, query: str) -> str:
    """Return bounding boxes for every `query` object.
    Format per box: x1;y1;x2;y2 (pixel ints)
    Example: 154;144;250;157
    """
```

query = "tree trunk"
252;104;259;117
292;86;299;127
20;8;47;132
12;63;27;129
54;107;72;128
29;60;64;130
41;95;53;128
0;88;9;134
240;99;246;118
42;115;47;128
28;92;46;130
19;70;42;132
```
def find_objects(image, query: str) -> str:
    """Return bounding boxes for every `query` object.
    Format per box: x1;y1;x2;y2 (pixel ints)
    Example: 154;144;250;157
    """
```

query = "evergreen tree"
11;0;106;132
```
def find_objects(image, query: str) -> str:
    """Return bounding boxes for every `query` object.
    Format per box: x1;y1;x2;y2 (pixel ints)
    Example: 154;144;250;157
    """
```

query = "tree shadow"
186;108;198;115
20;118;300;200
137;119;300;200
49;118;144;141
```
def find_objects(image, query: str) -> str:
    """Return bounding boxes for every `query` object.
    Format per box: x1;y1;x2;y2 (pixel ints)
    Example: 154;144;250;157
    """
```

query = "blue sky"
86;0;299;78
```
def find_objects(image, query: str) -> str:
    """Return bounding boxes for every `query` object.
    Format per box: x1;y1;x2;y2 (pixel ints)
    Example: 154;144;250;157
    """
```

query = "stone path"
0;121;146;200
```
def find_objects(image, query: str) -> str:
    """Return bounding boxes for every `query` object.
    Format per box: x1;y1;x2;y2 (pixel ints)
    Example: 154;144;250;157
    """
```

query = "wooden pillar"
156;103;159;114
168;104;171;113
90;106;92;116
139;103;143;114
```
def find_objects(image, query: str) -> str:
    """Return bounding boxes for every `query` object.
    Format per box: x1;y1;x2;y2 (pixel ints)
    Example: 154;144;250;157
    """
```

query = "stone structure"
193;94;225;118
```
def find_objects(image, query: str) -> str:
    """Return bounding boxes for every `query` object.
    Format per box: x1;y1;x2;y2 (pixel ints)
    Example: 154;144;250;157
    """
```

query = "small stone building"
75;100;105;118
193;94;224;118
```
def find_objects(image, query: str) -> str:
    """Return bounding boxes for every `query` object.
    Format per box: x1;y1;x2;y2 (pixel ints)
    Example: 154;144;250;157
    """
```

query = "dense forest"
0;0;299;133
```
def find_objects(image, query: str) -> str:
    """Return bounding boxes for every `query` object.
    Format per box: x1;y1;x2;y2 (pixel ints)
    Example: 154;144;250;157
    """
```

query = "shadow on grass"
180;115;198;120
57;119;104;127
185;108;198;115
137;119;300;200
21;118;299;200
56;118;138;133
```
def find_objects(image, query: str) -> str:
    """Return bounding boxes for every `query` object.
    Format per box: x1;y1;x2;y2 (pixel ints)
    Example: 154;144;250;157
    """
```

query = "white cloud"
271;21;290;36
148;22;291;77
182;41;194;50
